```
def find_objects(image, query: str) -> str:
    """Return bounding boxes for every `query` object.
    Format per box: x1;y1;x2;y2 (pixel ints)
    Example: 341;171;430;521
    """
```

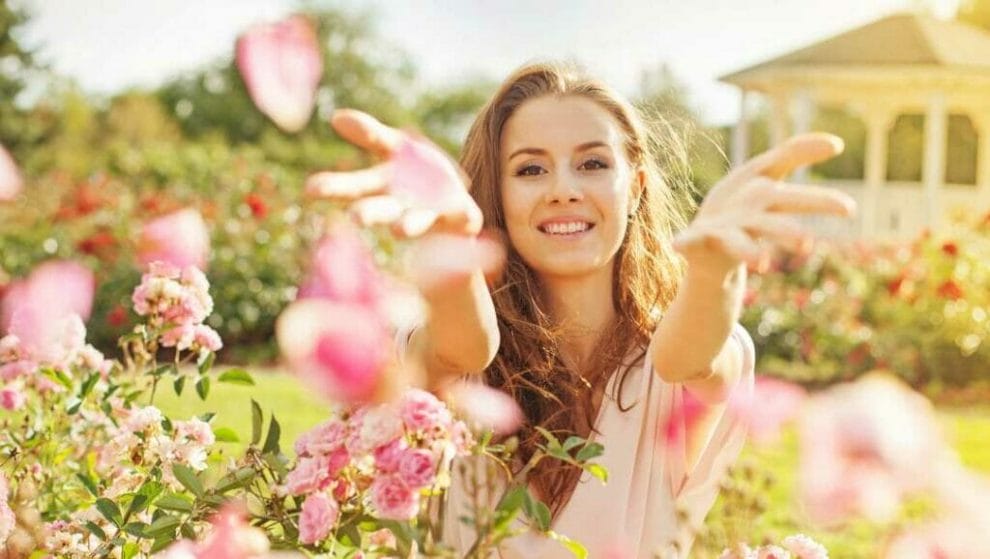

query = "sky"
18;0;962;126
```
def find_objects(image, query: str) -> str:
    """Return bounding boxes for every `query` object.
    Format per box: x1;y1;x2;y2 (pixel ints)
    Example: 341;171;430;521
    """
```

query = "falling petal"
444;381;523;436
298;226;384;307
389;135;465;210
138;208;210;270
404;233;505;293
236;15;323;133
729;375;806;445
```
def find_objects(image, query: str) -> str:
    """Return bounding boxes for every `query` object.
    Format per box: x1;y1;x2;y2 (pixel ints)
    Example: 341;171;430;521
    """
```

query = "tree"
0;0;40;152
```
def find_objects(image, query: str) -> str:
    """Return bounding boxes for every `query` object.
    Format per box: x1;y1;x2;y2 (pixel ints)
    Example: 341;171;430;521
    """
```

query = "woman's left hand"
671;133;857;275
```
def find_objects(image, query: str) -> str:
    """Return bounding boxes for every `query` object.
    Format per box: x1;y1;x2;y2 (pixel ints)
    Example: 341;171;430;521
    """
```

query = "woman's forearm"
413;269;500;388
648;261;746;391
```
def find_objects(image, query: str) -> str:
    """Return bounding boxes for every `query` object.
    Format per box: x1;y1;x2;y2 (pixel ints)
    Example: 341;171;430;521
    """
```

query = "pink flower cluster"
132;262;222;353
281;389;473;546
99;404;216;494
719;534;828;559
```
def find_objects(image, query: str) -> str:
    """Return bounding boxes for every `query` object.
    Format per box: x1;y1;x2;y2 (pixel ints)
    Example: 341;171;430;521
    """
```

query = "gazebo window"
946;114;978;186
887;114;924;183
811;105;865;180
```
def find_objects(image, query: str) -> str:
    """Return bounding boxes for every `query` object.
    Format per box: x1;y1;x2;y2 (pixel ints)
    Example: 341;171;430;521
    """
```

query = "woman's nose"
544;171;584;204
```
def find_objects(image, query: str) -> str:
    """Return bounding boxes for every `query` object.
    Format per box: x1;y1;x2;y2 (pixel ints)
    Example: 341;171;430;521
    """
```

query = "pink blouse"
436;323;756;559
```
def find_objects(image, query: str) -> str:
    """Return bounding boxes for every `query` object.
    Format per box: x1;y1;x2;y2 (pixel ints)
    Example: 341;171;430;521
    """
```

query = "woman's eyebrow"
507;141;610;162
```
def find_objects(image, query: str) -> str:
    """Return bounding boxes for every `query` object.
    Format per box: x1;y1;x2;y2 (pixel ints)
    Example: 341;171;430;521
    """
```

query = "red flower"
936;280;963;301
77;230;117;260
245;193;268;220
940;242;958;257
887;275;906;297
106;304;128;327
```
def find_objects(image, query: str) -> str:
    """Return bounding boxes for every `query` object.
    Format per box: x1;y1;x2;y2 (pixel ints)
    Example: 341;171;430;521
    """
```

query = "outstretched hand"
671;133;857;275
304;109;483;239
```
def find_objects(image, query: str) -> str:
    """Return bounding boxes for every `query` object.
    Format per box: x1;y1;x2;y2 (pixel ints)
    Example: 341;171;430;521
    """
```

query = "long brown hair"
460;61;700;519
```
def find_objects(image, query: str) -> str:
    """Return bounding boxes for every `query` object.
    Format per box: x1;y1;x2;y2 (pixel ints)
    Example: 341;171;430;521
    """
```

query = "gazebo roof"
721;13;990;84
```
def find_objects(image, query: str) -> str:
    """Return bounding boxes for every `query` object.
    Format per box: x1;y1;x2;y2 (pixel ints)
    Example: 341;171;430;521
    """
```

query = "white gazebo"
721;12;990;242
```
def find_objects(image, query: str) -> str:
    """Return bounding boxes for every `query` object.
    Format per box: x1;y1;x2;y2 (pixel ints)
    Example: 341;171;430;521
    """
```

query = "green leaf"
585;463;609;484
534;426;560;447
217;368;254;385
197;350;215;375
492;486;527;535
127;480;163;518
180;522;196;539
212;427;239;443
84;521;107;541
170;464;204;497
150;364;174;377
95;498;122;527
250;399;263;446
76;473;99;497
562;436;584;452
122;542;140;559
575;442;604;463
150;535;177;554
155;494;194;512
548;530;588;559
122;522;147;538
522;491;551;531
144;514;180;537
198;412;216;423
215;467;256;493
79;373;99;398
173;375;185;396
262;415;281;455
195;376;210;400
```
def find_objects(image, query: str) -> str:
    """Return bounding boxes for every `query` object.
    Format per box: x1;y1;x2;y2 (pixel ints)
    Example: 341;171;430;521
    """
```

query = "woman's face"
499;95;640;280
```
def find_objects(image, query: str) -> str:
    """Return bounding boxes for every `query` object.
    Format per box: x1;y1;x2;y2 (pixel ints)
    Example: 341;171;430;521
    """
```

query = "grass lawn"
157;368;990;558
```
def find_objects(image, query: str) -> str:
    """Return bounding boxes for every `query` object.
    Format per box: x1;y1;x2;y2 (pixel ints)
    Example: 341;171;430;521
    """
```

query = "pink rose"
781;534;828;559
397;448;437;489
373;438;407;474
0;144;21;202
283;455;329;496
138;209;210;270
297;420;347;457
235;15;322;133
193;324;223;352
399;389;451;433
298;492;339;545
0;387;25;411
369;475;419;520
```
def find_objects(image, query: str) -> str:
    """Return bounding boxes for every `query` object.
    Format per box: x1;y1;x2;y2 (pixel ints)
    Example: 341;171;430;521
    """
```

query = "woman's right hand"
305;109;484;240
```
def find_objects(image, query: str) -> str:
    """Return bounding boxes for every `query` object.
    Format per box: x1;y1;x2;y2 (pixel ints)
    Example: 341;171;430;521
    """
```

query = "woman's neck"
540;265;616;371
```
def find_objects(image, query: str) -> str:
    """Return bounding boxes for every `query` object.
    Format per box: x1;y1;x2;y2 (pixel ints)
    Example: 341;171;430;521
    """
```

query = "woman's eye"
580;158;608;171
516;165;545;177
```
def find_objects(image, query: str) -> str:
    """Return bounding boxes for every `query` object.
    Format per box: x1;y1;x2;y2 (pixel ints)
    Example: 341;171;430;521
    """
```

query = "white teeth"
543;222;590;235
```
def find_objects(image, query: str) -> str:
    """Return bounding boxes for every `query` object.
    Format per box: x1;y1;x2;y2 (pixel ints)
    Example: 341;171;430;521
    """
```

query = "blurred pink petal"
729;375;806;445
193;505;271;559
798;373;947;526
444;381;524;436
236;15;322;133
1;261;94;363
0;144;21;202
276;299;390;404
389;135;465;210
884;517;988;559
138;209;210;270
658;388;706;448
298;226;384;307
404;233;504;293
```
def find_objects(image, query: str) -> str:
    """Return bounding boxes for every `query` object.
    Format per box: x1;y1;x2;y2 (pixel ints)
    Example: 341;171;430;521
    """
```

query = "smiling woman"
307;60;855;558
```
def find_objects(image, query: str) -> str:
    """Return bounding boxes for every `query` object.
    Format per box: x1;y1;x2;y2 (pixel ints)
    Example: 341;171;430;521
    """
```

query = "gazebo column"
731;90;751;168
769;91;790;147
791;89;814;182
863;110;895;239
922;92;948;231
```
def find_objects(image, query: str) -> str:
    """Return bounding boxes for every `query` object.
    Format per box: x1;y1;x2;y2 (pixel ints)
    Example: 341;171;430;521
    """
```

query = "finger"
304;163;392;200
350;195;404;227
761;183;857;217
734;133;844;183
433;197;484;236
392;208;440;238
330;109;405;158
742;214;812;254
672;225;763;268
406;233;506;293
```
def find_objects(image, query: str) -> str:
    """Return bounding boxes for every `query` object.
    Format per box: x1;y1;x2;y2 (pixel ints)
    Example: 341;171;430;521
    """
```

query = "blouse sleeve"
666;322;756;501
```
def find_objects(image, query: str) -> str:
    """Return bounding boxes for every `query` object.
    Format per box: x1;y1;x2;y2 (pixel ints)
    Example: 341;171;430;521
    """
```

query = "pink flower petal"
729;375;806;445
138;208;210;270
444;381;523;436
0;145;22;202
1;261;94;363
276;299;391;404
389;135;466;210
404;233;504;293
236;15;323;133
298;227;384;307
